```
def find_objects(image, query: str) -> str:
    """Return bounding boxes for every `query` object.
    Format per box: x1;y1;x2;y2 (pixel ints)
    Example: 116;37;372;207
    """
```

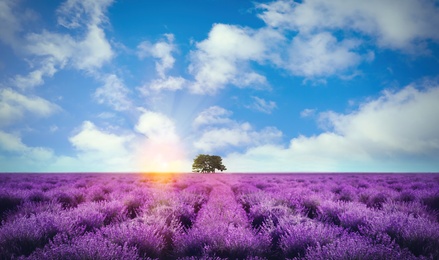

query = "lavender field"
0;173;438;259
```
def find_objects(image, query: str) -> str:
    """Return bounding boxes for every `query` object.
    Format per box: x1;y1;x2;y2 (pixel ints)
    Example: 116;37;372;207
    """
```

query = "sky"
1;0;439;173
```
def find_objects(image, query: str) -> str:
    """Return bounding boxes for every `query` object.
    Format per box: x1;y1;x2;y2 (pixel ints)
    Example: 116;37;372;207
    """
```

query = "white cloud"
194;24;265;60
24;21;113;74
135;109;177;140
193;106;282;152
257;0;439;51
137;34;176;78
248;96;277;114
300;108;316;118
0;130;54;171
56;0;113;29
12;59;58;89
11;0;114;89
1;108;191;172
13;30;76;89
69;121;132;155
0;0;37;49
0;88;60;127
195;123;252;152
256;0;295;29
136;34;187;94
134;110;190;172
73;24;113;71
25;31;76;66
66;120;138;171
58;120;135;171
94;74;131;111
287;32;363;77
189;24;283;94
23;21;113;74
6;112;189;172
318;85;439;155
193;106;233;128
0;131;30;152
148;76;186;92
224;84;439;172
0;0;21;46
188;2;401;87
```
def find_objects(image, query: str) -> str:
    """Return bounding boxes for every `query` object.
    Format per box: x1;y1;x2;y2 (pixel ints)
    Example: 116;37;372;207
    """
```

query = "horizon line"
1;171;438;174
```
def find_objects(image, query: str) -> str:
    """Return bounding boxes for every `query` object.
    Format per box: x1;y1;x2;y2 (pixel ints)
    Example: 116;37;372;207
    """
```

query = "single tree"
192;154;227;173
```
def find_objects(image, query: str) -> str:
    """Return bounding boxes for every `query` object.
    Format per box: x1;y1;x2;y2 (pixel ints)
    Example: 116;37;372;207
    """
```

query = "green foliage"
192;154;227;173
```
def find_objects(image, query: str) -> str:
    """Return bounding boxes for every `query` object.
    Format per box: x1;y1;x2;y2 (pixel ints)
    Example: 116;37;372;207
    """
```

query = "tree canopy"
192;154;227;173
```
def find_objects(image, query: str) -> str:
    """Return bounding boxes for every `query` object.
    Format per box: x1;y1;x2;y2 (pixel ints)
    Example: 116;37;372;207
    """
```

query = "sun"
135;136;189;173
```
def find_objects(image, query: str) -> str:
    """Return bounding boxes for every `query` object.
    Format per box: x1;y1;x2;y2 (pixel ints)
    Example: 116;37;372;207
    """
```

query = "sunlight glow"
135;136;190;173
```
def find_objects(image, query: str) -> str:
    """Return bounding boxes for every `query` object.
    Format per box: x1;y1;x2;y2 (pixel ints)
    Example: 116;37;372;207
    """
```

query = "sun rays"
135;133;190;173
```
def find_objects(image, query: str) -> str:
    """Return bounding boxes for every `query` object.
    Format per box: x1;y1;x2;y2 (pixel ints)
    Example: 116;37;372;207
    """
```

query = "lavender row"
233;174;439;259
0;174;211;259
1;173;438;259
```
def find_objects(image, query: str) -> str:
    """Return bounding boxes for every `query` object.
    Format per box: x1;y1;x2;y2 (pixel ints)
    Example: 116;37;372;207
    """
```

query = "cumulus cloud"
188;1;396;86
189;24;283;94
69;121;132;155
94;74;131;111
319;85;439;155
186;0;433;84
1;107;191;172
257;0;439;51
137;34;188;94
30;14;113;71
287;32;363;77
63;121;136;170
0;131;33;153
10;0;114;90
224;84;439;172
193;106;233;128
137;34;176;78
42;120;134;171
135;109;178;140
248;96;277;114
24;31;76;66
193;106;282;152
134;109;190;172
13;31;75;89
0;130;54;171
73;24;113;71
0;88;60;127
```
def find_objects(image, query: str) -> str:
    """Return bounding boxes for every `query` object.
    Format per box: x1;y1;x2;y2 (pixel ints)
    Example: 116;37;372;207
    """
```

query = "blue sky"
1;0;439;172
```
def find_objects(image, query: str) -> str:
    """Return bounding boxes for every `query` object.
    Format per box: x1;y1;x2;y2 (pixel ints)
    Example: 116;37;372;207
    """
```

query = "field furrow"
0;173;438;259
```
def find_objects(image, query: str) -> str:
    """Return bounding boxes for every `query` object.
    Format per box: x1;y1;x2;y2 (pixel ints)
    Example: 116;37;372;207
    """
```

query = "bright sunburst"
135;136;189;173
